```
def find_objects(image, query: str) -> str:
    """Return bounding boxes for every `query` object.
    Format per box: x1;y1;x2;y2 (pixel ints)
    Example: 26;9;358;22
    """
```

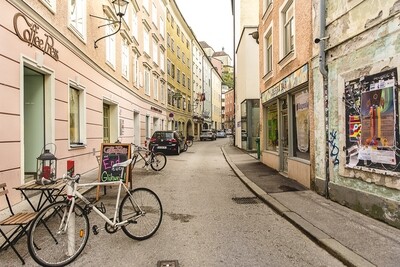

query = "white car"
216;131;227;138
200;130;216;141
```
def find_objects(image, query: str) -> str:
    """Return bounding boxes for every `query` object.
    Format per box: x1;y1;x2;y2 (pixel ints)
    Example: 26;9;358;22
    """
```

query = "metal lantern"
37;148;57;184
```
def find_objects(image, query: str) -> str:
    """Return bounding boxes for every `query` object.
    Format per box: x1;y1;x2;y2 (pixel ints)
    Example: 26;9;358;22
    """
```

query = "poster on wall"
295;91;309;152
344;68;399;171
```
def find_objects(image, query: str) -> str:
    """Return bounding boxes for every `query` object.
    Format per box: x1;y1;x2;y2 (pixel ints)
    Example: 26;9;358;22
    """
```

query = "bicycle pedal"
92;225;99;235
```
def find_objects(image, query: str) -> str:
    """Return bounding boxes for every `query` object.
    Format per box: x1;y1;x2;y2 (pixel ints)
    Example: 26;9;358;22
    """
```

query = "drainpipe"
319;0;330;198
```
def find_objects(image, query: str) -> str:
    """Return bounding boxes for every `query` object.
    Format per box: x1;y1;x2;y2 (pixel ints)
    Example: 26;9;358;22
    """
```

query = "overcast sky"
174;0;234;59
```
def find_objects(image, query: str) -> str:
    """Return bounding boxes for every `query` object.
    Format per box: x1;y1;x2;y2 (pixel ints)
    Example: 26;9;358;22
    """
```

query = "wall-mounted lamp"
91;0;129;48
314;36;329;44
249;30;259;44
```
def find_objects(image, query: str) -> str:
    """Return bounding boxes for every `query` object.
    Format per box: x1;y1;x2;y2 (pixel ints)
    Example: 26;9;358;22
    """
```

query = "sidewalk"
222;145;400;267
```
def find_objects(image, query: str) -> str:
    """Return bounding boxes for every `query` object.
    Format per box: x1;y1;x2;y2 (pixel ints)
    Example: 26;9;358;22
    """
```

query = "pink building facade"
0;0;168;205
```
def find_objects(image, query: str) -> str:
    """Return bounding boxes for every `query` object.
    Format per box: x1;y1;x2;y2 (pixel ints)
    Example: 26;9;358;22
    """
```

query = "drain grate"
157;260;179;267
232;197;261;204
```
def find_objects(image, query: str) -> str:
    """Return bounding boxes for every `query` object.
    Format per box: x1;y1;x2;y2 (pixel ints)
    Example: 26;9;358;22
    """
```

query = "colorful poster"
360;87;395;147
344;69;399;171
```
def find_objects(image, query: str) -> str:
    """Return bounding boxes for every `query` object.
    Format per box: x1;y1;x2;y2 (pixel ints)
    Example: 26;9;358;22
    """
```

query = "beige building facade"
259;0;313;187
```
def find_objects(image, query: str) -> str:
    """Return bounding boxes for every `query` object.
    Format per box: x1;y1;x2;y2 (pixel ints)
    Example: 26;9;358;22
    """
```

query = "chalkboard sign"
98;143;131;184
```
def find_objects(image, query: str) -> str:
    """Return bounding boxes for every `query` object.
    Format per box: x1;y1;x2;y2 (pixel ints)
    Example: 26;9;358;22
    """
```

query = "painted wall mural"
344;68;399;172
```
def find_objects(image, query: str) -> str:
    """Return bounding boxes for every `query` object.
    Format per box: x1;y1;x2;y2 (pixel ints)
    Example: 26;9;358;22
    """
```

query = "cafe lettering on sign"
96;143;131;200
13;13;59;61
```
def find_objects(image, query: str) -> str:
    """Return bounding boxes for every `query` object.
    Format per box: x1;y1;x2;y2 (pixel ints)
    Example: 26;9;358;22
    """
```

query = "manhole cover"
232;197;261;204
157;260;179;267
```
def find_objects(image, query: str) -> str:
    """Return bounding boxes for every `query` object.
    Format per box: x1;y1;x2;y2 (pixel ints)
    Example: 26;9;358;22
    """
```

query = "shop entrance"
23;67;45;182
280;98;289;173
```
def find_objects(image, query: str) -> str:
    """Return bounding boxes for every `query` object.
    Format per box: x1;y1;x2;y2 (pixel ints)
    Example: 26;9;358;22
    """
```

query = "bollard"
255;137;260;160
67;160;74;176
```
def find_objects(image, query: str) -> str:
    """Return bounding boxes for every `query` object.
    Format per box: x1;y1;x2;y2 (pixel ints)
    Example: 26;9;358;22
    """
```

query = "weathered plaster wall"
314;0;400;226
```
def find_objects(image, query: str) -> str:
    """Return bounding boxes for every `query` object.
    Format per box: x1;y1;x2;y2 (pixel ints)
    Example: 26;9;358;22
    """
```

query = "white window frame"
153;39;158;65
152;2;157;26
144;68;150;96
264;23;273;78
159;17;165;38
69;82;86;147
122;40;129;80
133;53;139;87
160;82;165;104
68;0;86;40
160;50;165;72
40;0;56;12
153;76;158;100
143;0;149;13
132;8;138;40
264;0;273;13
279;0;295;67
106;23;116;68
144;28;150;55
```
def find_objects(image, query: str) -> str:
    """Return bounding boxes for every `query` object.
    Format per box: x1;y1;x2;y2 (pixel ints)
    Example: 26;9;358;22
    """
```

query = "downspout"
231;0;236;146
319;0;329;198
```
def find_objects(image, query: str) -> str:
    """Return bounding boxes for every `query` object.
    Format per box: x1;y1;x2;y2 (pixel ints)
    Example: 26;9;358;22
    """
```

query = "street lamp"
91;0;129;48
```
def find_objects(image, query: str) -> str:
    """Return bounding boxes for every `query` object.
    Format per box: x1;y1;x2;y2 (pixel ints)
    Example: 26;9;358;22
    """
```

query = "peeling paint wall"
313;0;400;227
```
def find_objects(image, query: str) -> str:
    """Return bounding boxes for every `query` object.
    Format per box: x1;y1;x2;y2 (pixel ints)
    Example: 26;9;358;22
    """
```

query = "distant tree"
222;71;233;88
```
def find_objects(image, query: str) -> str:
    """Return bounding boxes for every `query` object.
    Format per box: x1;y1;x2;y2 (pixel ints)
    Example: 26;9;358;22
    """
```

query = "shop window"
292;90;310;160
266;103;278;151
69;85;86;147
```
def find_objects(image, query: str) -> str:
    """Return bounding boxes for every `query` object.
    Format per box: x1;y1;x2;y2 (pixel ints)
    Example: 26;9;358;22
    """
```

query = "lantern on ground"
36;148;57;185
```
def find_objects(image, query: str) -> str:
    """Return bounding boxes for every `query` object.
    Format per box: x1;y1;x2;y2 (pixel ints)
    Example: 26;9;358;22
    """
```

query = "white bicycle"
27;159;163;267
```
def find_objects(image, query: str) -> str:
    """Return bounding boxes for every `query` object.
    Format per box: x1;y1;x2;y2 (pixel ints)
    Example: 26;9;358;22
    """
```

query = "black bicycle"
131;144;167;171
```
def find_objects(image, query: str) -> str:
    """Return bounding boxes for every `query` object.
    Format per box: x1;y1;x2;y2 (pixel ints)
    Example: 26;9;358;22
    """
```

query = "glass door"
280;99;289;173
103;104;110;143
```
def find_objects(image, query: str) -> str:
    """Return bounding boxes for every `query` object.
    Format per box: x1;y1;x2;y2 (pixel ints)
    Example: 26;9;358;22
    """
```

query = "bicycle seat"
112;159;133;168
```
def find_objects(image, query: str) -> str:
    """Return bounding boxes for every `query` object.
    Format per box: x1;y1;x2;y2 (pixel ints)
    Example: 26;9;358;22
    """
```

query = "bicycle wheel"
186;139;193;147
28;201;90;267
150;152;167;171
119;188;162;240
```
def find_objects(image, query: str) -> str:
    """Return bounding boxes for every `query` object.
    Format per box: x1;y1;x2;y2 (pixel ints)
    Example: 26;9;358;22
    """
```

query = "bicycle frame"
131;145;154;167
61;177;138;234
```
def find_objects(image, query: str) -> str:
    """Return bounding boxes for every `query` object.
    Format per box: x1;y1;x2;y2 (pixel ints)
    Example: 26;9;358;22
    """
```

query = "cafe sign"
13;13;59;61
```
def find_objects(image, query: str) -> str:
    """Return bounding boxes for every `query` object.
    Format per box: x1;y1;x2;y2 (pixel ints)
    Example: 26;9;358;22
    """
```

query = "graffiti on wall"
328;130;340;165
343;68;399;172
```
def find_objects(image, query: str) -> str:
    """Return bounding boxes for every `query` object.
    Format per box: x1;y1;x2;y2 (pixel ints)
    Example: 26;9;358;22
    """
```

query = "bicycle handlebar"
62;173;81;182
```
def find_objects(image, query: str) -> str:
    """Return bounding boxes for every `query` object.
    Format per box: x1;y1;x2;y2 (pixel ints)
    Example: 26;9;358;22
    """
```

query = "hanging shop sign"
13;13;59;61
261;64;308;103
151;106;162;113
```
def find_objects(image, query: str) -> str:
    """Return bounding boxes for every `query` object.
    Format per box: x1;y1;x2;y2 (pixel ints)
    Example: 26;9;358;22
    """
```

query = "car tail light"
150;137;156;143
170;138;177;143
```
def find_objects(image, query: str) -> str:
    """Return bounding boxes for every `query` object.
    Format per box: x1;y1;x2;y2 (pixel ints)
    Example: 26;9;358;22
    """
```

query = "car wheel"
176;146;180;155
